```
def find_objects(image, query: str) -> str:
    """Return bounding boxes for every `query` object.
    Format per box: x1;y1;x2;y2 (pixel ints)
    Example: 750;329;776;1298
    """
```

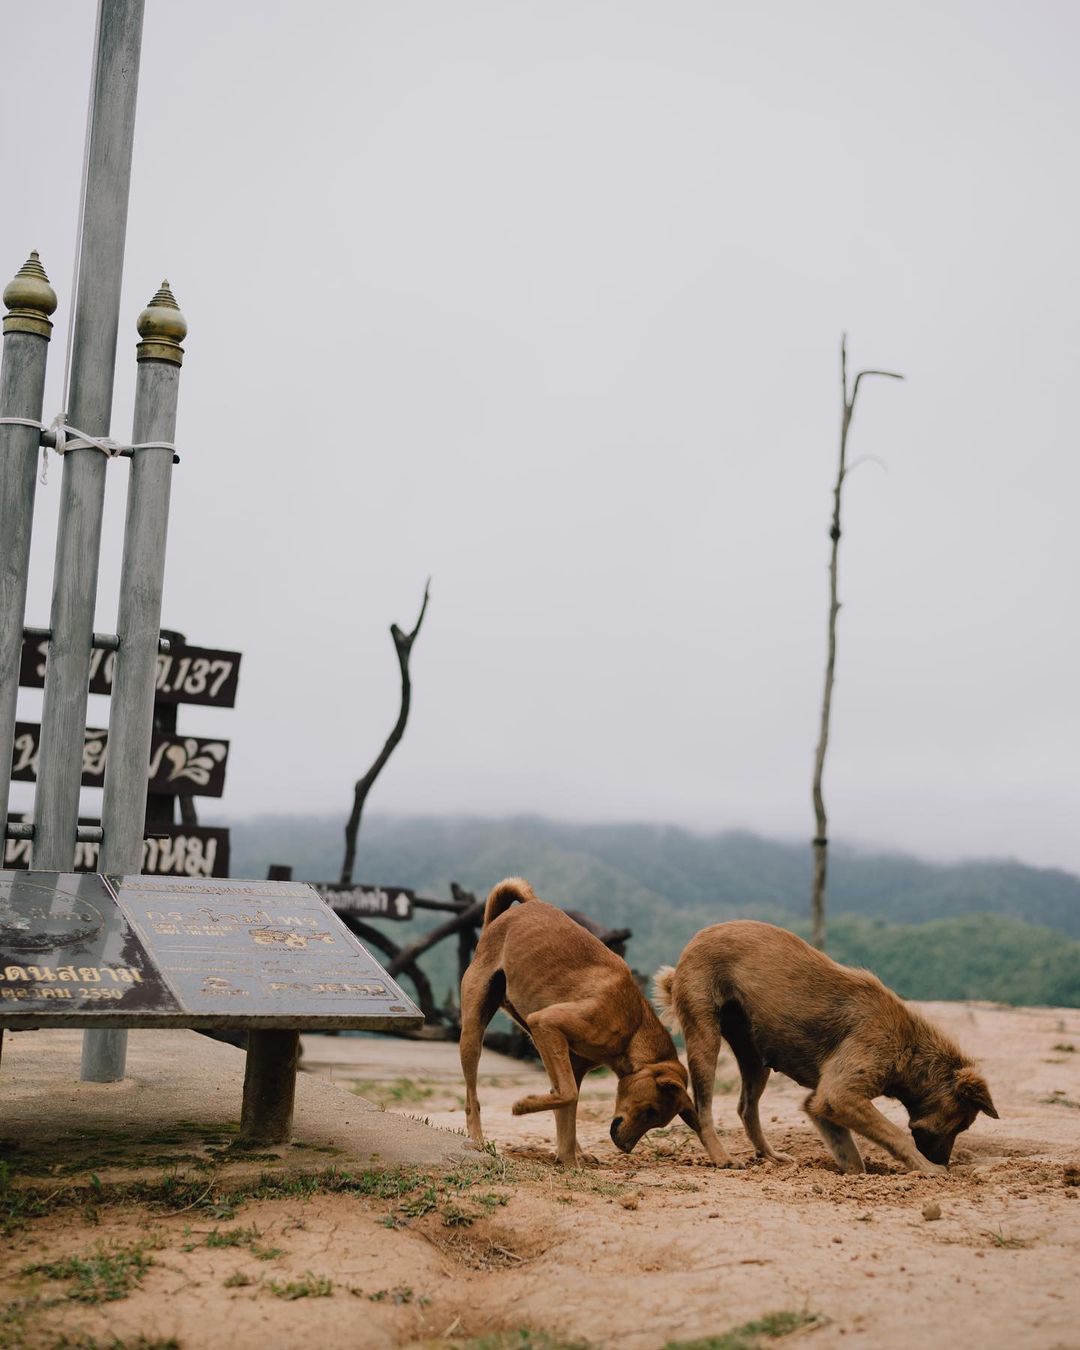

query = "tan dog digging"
654;920;997;1176
460;878;698;1166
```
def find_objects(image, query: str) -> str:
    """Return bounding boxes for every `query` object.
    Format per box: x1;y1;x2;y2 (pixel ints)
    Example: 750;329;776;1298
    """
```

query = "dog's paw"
915;1160;949;1178
575;1149;599;1167
763;1151;795;1166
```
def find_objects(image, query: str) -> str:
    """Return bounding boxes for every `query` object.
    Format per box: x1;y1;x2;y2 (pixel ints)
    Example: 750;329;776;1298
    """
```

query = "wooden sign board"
3;817;230;879
0;872;423;1030
312;883;415;922
10;723;229;797
19;636;242;708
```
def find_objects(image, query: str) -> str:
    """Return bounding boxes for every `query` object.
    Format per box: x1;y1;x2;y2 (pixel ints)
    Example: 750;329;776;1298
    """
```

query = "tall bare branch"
340;579;431;885
811;339;902;950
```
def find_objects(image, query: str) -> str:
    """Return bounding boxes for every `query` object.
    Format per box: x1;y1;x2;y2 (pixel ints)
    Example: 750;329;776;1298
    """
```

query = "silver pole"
83;284;186;1083
31;0;145;870
0;255;56;827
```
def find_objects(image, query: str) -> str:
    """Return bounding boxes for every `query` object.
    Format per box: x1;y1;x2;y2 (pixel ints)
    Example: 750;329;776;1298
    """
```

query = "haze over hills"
228;814;1080;1008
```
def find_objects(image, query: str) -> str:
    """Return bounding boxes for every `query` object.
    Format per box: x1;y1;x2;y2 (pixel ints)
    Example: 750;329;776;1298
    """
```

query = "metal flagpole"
84;284;186;1083
0;256;57;829
31;0;145;872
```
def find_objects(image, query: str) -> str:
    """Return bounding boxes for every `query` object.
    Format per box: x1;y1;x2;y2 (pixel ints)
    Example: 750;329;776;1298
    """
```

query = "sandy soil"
3;1000;1079;1350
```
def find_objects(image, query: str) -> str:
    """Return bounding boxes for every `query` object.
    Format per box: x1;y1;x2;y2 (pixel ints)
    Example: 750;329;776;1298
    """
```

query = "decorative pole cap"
3;251;57;338
136;279;187;365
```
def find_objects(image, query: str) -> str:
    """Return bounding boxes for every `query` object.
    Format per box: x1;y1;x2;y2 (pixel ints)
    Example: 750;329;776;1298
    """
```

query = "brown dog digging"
654;920;997;1176
460;877;698;1166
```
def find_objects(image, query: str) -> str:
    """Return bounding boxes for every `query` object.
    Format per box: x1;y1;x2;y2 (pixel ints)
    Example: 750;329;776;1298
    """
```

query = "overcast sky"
4;1;1079;875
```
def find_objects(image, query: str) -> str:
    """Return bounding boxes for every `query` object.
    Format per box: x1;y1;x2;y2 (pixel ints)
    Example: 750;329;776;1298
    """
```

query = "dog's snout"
610;1116;624;1139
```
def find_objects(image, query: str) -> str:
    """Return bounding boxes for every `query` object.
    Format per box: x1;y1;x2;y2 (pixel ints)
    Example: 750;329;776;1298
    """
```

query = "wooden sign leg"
240;1030;299;1143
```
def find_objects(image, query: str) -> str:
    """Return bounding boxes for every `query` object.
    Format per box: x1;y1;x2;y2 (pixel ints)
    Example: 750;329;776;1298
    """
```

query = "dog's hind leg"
459;964;505;1150
723;1011;793;1165
682;1009;739;1168
808;1114;865;1174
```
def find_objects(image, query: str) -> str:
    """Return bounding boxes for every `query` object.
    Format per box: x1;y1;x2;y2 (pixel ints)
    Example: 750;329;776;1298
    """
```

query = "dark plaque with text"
111;877;420;1022
0;872;178;1019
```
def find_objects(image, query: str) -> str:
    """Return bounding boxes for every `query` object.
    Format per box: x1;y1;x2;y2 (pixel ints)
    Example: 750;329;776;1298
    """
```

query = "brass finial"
3;251;58;338
136;279;187;365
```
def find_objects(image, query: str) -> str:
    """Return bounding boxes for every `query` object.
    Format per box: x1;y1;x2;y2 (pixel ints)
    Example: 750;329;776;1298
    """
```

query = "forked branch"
811;339;903;950
340;579;431;885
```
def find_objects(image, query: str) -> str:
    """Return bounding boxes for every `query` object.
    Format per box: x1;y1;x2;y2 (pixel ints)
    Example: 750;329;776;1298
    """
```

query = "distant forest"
229;815;1080;1009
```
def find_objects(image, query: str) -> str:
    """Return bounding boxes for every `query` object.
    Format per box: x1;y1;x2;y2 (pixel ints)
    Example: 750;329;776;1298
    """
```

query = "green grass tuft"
23;1238;159;1304
665;1309;822;1350
267;1270;333;1300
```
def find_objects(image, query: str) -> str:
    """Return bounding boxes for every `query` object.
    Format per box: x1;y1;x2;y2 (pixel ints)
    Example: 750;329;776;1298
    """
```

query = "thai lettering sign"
2;817;229;878
10;723;229;797
19;636;242;708
312;883;415;922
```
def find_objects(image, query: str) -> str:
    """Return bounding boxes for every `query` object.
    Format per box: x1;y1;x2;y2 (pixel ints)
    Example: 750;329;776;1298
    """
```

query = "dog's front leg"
808;1084;946;1177
807;1113;865;1175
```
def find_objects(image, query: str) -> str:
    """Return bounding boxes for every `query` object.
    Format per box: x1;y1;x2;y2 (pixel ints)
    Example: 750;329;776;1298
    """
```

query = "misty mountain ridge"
227;814;1080;1008
228;813;1080;935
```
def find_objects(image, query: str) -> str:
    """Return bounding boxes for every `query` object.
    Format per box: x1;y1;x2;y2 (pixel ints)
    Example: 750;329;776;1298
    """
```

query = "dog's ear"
956;1067;999;1119
655;1071;685;1091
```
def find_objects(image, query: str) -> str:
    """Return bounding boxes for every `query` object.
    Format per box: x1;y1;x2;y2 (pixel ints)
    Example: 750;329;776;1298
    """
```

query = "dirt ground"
2;1000;1079;1350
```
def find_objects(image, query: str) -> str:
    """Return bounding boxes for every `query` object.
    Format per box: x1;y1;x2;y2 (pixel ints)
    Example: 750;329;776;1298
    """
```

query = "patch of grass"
401;1185;439;1218
1052;1043;1076;1053
23;1238;159;1304
475;1191;511;1212
0;1157;514;1237
461;1334;588;1350
982;1229;1034;1250
49;1337;181;1350
205;1224;260;1248
223;1271;256;1288
267;1271;333;1300
367;1285;414;1304
665;1310;822;1350
351;1078;435;1107
442;1202;477;1227
250;1242;285;1261
1041;1092;1080;1111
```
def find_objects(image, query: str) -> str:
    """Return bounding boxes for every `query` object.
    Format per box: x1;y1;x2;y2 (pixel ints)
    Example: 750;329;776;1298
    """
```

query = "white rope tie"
0;414;176;484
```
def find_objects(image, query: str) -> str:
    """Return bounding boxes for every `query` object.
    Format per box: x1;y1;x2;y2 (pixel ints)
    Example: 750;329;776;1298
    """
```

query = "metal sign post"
32;0;145;871
0;256;56;827
85;284;186;1082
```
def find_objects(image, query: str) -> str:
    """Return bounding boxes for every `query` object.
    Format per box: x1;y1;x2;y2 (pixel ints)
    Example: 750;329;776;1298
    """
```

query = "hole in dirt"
424;1219;555;1271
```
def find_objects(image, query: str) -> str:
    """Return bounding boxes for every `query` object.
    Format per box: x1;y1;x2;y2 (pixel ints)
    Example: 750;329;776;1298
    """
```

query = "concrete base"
0;1027;476;1179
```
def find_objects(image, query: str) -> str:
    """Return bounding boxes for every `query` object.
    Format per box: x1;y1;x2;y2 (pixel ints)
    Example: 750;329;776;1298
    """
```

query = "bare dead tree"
340;579;431;885
811;339;903;950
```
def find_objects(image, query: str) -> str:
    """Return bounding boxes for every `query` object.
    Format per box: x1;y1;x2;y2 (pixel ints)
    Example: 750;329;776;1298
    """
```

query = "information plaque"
0;872;422;1031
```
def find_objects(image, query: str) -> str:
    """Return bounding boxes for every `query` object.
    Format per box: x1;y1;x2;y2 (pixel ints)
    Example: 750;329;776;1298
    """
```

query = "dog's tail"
483;877;538;928
652;965;680;1031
